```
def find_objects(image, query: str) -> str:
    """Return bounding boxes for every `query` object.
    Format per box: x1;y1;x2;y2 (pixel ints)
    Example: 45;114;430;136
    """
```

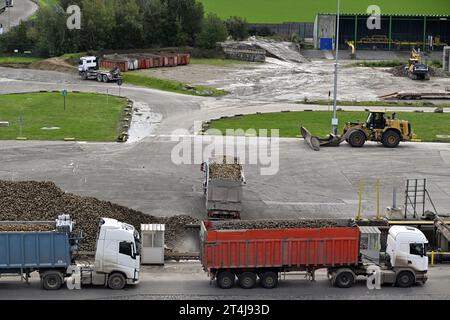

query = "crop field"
201;0;450;23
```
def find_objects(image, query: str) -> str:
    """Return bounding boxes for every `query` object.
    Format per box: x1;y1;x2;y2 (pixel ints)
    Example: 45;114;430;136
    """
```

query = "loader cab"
386;226;428;272
366;111;386;130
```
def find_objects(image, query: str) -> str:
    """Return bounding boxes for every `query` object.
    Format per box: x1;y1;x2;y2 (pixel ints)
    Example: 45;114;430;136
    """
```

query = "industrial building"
314;13;450;51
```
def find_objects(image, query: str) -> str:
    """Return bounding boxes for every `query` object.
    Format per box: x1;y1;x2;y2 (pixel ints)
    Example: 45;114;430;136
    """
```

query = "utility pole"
332;0;341;135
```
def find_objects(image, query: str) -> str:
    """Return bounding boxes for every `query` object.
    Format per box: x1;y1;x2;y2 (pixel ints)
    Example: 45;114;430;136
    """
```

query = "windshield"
78;59;83;65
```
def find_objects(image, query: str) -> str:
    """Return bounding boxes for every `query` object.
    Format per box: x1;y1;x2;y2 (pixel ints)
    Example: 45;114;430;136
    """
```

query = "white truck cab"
386;225;428;272
71;218;140;290
78;56;98;72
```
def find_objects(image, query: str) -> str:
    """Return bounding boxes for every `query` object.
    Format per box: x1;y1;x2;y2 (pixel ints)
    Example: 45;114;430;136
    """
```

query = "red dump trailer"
201;220;359;289
201;220;429;289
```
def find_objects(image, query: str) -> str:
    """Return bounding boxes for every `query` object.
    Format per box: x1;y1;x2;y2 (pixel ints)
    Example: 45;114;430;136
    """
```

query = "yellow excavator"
301;110;415;151
407;49;430;80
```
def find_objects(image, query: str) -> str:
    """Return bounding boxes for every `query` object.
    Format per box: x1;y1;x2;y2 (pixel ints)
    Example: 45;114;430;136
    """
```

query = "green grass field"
0;92;127;141
123;72;227;97
206;111;450;142
0;56;43;67
201;0;450;23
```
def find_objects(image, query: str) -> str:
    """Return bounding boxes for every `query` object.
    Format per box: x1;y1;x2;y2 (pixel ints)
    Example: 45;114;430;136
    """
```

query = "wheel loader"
301;110;415;151
407;49;430;80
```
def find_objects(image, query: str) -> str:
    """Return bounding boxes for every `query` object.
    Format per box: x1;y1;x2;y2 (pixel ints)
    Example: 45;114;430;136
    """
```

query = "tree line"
0;0;254;57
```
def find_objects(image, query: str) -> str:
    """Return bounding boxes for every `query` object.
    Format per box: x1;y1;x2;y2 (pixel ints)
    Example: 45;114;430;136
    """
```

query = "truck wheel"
117;79;123;86
382;131;400;148
334;271;355;288
396;271;414;288
108;273;126;290
81;72;87;80
238;272;257;289
41;271;63;290
102;75;108;82
348;131;366;148
97;74;102;82
217;271;235;289
260;271;278;289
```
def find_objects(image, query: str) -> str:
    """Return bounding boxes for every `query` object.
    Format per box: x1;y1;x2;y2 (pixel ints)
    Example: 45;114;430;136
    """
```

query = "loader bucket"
300;127;343;151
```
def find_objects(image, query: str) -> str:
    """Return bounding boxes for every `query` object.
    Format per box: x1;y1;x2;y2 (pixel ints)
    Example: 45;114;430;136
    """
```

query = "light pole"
332;0;341;135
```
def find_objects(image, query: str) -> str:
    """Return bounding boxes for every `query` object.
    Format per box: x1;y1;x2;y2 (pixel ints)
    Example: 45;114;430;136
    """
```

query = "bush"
197;13;228;49
225;16;249;41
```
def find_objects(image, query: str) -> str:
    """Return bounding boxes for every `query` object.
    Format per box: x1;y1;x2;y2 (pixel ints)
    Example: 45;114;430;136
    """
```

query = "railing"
428;251;450;266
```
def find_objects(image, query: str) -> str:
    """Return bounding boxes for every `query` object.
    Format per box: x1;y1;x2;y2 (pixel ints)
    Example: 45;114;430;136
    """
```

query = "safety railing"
428;251;450;266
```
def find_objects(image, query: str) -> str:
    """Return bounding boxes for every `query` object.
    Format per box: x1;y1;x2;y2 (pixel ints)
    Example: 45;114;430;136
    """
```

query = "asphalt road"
0;0;38;33
1;263;450;300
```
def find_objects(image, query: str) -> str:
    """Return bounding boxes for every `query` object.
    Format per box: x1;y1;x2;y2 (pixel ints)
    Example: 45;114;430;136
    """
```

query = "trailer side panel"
202;224;360;270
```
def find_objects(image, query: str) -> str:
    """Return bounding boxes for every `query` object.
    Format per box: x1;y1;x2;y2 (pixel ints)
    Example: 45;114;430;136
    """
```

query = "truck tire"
41;271;63;290
396;271;414;288
382;131;401;148
117;79;123;86
97;74;102;82
102;75;108;83
108;272;126;290
260;271;278;289
348;130;366;148
217;271;235;289
81;72;87;80
238;272;257;289
334;271;355;288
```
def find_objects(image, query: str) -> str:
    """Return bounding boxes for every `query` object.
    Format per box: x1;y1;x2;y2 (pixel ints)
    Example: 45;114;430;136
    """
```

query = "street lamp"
332;0;341;135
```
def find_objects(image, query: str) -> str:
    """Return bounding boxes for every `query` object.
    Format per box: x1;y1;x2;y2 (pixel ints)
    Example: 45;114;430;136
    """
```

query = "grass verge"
0;56;43;68
0;92;127;141
122;72;227;97
206;111;450;142
298;99;450;108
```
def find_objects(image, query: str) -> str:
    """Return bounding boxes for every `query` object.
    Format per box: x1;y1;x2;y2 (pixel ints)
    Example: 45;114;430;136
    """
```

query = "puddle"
127;101;162;143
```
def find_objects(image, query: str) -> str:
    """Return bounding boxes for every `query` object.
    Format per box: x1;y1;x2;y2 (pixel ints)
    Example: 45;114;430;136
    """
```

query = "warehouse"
314;13;450;51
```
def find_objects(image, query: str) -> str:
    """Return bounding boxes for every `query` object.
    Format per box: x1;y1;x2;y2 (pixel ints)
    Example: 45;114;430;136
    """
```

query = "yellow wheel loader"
301;110;415;151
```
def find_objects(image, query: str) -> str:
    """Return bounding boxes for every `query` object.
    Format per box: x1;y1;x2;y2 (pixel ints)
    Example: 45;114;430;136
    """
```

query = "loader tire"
348;130;366;148
382;131;400;148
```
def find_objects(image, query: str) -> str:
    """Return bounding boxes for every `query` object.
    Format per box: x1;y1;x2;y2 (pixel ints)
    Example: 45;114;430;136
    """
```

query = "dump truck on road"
201;220;428;289
201;156;245;220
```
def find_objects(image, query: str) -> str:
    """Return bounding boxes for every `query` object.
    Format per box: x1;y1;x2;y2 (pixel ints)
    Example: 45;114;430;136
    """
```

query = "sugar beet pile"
0;181;198;251
212;219;353;230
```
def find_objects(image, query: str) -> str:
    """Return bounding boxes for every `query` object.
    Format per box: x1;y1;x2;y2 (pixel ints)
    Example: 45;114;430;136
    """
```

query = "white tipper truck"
0;215;140;290
78;56;123;84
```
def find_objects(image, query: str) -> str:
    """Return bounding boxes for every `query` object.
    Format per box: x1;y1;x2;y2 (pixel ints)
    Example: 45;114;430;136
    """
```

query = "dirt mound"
211;219;353;230
30;57;77;74
390;65;449;78
0;181;198;252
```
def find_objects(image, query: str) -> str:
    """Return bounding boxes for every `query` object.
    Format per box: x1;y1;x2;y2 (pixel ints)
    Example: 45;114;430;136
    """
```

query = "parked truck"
0;214;140;290
78;56;123;84
200;220;428;289
201;156;246;220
